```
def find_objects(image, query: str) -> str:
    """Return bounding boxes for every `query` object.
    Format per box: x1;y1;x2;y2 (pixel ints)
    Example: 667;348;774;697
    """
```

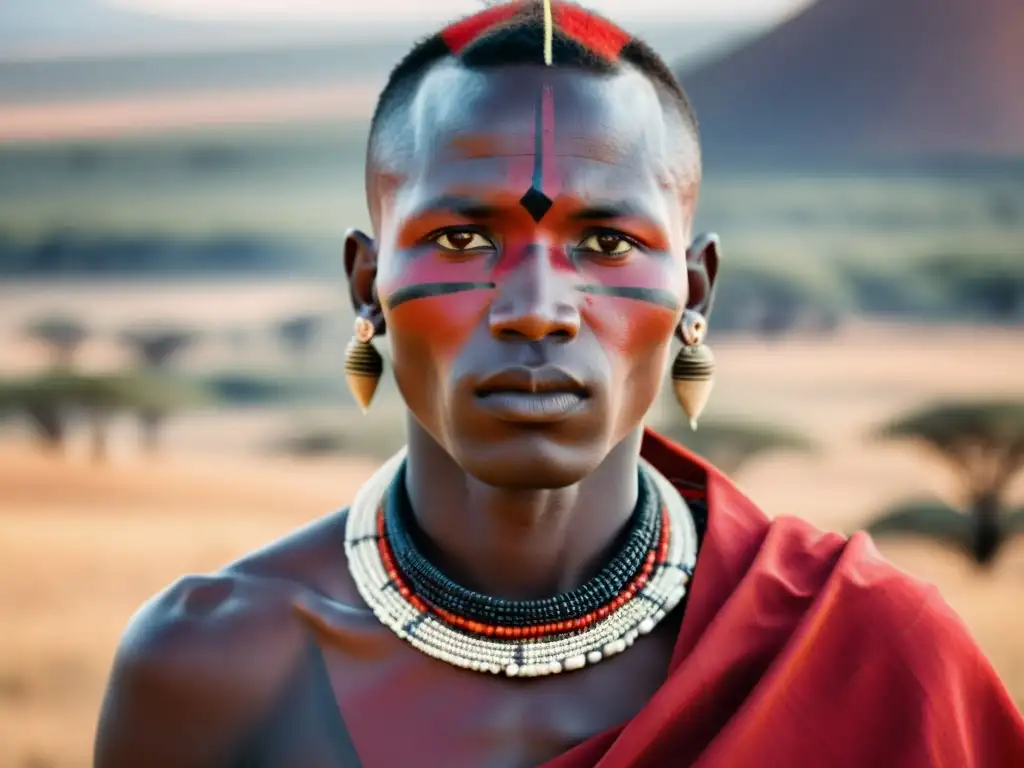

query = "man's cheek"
581;296;680;355
377;251;493;291
384;293;492;367
577;254;685;293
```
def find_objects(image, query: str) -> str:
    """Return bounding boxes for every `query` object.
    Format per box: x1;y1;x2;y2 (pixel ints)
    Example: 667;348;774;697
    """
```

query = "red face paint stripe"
552;3;632;61
490;242;576;281
440;2;526;54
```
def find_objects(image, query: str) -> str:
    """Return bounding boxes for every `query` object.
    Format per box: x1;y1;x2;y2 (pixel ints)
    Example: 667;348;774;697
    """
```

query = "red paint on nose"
491;242;574;282
489;306;580;342
488;241;581;342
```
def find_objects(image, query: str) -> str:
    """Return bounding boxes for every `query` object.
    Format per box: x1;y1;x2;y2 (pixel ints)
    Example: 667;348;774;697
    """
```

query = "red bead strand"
376;505;670;640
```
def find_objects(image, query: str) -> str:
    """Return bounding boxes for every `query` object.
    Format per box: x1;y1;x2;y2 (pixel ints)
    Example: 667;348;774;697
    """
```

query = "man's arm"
94;573;305;767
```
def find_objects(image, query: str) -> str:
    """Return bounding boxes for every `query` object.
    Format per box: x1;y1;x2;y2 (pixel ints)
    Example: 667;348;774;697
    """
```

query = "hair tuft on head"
441;1;526;55
369;0;698;166
552;2;631;61
445;1;633;63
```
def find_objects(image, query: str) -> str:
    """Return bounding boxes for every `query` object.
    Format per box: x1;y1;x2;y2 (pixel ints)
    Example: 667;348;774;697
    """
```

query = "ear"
684;232;721;319
343;228;385;333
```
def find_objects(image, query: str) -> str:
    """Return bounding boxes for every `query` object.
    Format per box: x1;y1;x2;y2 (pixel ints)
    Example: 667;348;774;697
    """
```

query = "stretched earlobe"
673;233;720;429
685;232;721;319
343;228;385;333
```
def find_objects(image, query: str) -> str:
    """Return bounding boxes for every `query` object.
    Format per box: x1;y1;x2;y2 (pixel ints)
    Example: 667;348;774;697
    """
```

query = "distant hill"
0;39;398;105
680;0;1024;167
0;0;747;64
0;15;746;143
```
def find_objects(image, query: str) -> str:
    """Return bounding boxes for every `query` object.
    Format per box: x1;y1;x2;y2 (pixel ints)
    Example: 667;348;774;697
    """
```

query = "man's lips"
474;365;590;397
474;365;591;423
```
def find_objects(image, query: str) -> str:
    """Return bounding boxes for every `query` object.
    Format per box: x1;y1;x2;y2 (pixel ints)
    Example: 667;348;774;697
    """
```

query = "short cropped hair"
368;1;699;160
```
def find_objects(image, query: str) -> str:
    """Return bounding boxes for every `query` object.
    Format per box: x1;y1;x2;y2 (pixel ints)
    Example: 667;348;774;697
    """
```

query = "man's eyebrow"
401;196;666;228
403;195;502;221
568;201;661;224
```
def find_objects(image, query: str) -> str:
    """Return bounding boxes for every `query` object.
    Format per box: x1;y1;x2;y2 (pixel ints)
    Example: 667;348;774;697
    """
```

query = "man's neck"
402;421;644;600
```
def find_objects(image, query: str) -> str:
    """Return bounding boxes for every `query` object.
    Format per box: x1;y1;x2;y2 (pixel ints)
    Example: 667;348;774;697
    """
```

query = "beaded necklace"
346;449;699;678
383;462;661;628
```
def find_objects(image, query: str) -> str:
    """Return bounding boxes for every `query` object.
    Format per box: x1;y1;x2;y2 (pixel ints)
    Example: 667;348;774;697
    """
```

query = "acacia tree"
866;401;1024;567
119;326;196;454
76;374;130;463
710;263;848;338
658;418;817;476
0;375;74;453
0;372;207;462
120;327;195;368
23;314;89;368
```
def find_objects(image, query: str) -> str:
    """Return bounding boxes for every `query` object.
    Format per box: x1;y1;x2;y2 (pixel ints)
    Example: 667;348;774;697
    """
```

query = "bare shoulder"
95;508;355;766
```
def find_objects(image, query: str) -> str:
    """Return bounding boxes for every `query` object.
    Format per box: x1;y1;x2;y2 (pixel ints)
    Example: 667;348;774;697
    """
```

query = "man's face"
356;62;705;488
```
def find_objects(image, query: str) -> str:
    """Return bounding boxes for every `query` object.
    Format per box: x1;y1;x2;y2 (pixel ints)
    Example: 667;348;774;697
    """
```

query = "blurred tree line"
4;311;1022;568
275;403;1024;568
713;252;1024;333
3;233;1021;330
0;317;207;461
0;233;323;275
0;312;333;462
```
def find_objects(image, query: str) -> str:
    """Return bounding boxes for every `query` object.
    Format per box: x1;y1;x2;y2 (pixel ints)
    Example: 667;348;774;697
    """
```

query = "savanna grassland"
1;123;1023;766
1;317;1022;768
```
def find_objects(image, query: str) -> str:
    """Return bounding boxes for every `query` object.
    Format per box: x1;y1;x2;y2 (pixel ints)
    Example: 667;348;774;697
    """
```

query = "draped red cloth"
544;428;1024;768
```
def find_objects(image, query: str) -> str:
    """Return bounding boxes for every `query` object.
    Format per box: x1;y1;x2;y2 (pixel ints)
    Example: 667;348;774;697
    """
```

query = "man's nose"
488;246;581;342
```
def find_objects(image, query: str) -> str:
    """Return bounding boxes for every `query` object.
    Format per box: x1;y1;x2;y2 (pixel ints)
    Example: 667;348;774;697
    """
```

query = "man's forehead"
369;61;699;231
408;61;675;168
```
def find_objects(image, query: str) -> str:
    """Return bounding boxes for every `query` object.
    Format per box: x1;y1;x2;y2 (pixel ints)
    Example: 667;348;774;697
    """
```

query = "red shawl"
544;429;1024;768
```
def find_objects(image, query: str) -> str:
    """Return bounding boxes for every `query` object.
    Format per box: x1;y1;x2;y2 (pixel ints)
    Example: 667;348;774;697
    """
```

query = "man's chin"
451;434;606;490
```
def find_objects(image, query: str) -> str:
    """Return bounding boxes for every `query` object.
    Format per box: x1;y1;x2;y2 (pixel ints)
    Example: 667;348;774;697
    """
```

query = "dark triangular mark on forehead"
518;84;555;223
519;187;553;222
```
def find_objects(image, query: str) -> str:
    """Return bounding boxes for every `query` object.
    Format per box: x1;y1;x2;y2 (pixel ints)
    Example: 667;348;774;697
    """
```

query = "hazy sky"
108;0;814;24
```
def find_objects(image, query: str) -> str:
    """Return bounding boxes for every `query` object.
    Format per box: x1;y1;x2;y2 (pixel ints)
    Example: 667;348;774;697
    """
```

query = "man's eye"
433;230;494;252
576;233;634;257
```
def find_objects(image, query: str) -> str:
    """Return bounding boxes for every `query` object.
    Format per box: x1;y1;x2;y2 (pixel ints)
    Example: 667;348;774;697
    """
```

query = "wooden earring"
671;309;714;430
345;315;383;413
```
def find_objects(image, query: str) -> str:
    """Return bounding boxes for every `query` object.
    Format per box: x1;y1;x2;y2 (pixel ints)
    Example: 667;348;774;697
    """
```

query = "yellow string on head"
543;0;554;65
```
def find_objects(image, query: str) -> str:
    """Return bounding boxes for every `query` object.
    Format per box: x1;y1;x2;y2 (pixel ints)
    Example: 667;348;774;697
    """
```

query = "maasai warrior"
95;2;1024;766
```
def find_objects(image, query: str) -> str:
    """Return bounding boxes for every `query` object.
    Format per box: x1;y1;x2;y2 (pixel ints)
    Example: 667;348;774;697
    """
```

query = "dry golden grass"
1;322;1022;767
0;450;380;768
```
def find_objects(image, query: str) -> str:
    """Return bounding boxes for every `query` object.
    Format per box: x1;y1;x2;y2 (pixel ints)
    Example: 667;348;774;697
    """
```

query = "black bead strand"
382;463;662;628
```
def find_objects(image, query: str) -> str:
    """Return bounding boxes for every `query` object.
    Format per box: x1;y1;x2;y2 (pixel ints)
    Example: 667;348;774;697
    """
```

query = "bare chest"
317;626;677;768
